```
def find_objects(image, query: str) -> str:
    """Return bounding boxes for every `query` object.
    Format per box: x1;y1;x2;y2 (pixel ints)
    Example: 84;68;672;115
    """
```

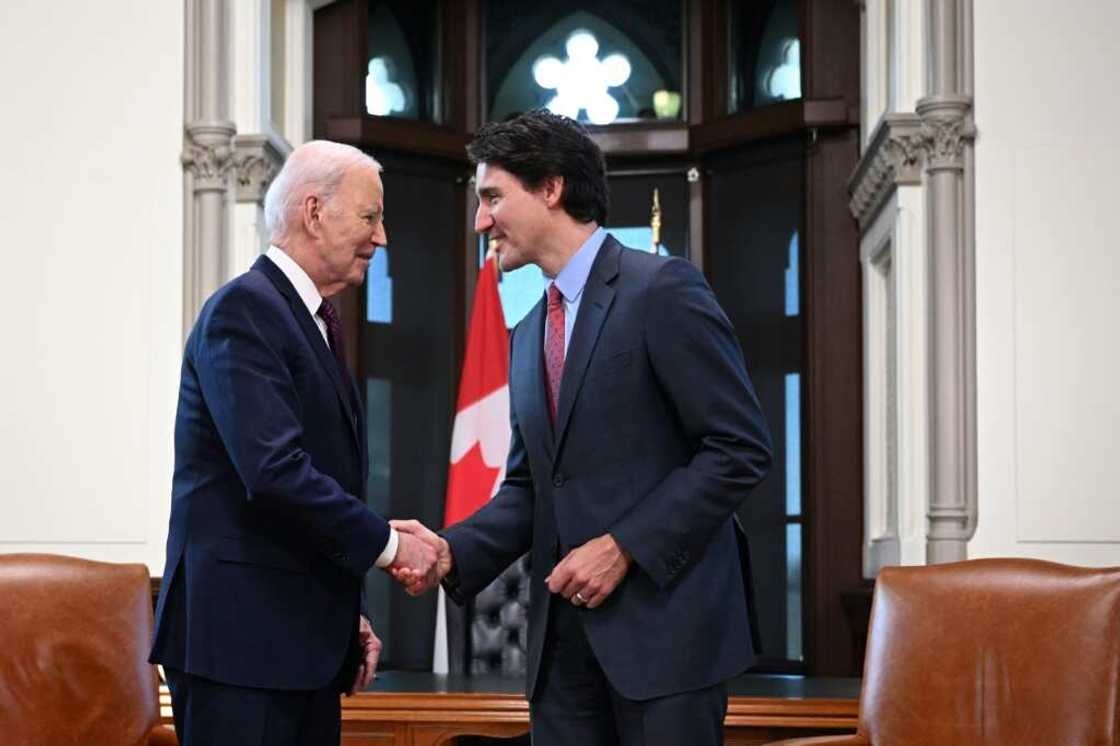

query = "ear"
301;193;324;237
539;175;565;209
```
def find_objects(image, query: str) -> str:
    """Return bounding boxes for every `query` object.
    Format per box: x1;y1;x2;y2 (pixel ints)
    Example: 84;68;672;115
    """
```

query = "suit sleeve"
195;287;390;578
442;332;536;601
610;258;773;589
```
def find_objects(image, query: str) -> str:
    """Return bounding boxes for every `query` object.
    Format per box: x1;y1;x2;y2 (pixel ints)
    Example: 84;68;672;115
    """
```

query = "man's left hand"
546;534;631;609
347;615;381;696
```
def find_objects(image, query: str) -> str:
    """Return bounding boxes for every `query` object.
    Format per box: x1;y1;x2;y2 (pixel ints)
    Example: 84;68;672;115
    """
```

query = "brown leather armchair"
770;558;1120;746
0;553;177;746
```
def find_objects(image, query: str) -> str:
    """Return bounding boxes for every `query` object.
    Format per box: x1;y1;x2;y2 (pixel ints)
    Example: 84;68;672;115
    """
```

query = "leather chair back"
0;553;166;746
857;558;1120;746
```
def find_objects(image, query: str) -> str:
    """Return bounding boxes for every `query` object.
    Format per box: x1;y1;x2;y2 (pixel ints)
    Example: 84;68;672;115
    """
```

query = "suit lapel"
513;296;555;462
553;238;620;458
252;256;361;452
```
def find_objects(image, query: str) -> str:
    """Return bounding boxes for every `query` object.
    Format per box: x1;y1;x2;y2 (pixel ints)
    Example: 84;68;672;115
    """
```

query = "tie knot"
548;283;563;308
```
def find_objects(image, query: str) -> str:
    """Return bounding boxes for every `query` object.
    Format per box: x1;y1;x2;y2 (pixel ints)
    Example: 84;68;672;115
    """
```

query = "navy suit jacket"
444;236;773;701
150;255;390;691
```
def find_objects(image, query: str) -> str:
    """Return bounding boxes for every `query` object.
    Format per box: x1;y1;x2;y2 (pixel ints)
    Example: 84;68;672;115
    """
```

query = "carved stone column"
920;0;976;564
850;0;976;570
182;0;236;339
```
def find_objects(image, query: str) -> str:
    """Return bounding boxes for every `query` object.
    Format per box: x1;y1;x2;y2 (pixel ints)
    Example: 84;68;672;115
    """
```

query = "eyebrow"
477;186;500;199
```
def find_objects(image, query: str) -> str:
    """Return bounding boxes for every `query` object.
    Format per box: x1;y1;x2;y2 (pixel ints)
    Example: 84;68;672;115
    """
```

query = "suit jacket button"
553;475;565;488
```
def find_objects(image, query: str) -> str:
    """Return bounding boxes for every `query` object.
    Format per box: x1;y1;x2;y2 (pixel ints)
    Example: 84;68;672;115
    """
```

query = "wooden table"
336;672;860;746
163;672;858;745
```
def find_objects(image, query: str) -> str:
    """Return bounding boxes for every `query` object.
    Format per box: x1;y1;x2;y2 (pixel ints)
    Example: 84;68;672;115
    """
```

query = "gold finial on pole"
650;188;661;254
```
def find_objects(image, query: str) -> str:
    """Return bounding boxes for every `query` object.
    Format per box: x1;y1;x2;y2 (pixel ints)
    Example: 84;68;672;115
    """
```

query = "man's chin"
497;251;527;273
346;264;370;286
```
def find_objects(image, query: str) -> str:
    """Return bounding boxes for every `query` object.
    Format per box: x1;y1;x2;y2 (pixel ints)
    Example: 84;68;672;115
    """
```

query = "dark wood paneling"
590;122;690;156
326;117;472;162
313;0;368;140
800;0;864;679
442;0;482;132
688;0;728;123
801;0;862;102
691;98;853;154
802;125;863;677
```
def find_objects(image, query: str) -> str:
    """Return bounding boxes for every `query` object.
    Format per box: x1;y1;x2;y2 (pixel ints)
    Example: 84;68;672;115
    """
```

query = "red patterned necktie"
544;283;565;424
317;299;349;374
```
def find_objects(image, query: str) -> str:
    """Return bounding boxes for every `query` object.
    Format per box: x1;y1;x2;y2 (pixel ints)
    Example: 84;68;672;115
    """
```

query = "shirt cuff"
374;527;399;568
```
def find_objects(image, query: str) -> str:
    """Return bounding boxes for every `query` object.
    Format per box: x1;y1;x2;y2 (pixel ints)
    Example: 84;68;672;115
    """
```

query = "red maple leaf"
443;441;502;526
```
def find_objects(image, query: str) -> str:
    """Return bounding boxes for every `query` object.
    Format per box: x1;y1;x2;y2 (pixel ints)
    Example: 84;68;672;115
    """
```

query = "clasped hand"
386;519;453;595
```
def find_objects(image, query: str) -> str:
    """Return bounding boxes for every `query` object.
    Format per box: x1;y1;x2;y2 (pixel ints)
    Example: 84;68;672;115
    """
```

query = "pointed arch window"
365;0;438;121
728;0;803;113
487;3;684;124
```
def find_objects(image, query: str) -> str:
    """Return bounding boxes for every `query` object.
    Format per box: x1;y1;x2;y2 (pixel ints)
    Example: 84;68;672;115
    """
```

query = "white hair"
264;140;382;242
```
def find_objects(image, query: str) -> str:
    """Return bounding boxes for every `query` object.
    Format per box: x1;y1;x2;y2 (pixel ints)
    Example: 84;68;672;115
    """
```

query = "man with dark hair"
394;110;772;745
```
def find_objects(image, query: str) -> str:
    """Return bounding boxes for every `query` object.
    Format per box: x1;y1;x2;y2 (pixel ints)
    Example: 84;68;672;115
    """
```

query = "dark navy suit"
444;237;772;743
151;255;389;743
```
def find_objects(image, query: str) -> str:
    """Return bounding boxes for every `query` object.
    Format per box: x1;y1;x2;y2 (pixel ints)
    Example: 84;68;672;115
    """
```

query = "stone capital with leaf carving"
849;114;924;229
182;120;237;192
916;95;976;173
849;100;976;227
233;133;292;204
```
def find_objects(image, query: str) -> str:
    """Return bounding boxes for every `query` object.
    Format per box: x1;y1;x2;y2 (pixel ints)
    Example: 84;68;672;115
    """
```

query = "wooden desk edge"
161;686;860;731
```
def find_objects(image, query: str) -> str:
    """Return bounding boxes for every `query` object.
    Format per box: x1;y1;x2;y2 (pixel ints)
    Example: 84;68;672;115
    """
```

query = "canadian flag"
433;256;510;673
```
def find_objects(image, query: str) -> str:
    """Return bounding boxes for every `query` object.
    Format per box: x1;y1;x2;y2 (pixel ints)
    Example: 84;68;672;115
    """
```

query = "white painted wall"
0;1;184;573
971;0;1120;565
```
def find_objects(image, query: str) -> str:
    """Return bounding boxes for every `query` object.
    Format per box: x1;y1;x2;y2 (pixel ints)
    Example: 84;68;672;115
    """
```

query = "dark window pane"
363;377;392;656
366;0;439;121
607;172;689;258
728;0;802;114
486;2;683;124
359;154;458;669
365;247;393;324
707;138;805;665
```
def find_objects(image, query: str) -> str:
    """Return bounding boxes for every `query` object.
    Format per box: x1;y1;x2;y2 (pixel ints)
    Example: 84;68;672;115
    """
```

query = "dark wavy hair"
467;110;609;225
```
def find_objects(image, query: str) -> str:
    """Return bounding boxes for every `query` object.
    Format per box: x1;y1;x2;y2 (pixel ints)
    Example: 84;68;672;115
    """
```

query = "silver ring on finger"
573;592;587;606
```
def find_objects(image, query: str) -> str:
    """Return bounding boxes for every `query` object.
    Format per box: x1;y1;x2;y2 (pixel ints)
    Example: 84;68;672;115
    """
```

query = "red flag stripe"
443;257;511;528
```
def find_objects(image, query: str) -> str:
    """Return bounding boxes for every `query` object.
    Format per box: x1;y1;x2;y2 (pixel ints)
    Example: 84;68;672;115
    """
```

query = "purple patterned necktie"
317;299;349;373
544;283;565;424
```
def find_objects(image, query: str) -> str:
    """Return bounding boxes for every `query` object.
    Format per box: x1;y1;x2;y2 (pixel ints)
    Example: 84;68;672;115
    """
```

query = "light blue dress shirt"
545;227;607;356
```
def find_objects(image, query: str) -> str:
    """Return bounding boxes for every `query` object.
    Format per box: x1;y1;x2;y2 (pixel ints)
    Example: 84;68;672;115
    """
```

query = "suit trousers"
164;667;342;746
529;598;727;746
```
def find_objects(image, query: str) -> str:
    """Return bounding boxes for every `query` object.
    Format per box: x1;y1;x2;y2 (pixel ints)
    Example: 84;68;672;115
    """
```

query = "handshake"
384;520;453;596
384;519;636;610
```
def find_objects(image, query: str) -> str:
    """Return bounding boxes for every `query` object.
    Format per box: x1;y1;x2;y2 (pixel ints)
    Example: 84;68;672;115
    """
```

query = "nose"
372;220;387;247
474;202;492;235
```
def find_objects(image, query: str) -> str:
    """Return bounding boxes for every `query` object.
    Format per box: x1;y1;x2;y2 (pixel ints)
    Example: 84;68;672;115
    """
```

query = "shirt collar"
551;227;607;303
265;245;323;319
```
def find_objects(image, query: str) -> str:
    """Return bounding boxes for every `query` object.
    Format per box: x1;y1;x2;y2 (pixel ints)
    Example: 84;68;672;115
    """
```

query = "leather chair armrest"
766;735;868;746
146;725;179;746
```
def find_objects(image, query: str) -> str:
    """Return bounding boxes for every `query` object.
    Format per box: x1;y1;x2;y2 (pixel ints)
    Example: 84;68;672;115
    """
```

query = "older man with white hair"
151;140;437;746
